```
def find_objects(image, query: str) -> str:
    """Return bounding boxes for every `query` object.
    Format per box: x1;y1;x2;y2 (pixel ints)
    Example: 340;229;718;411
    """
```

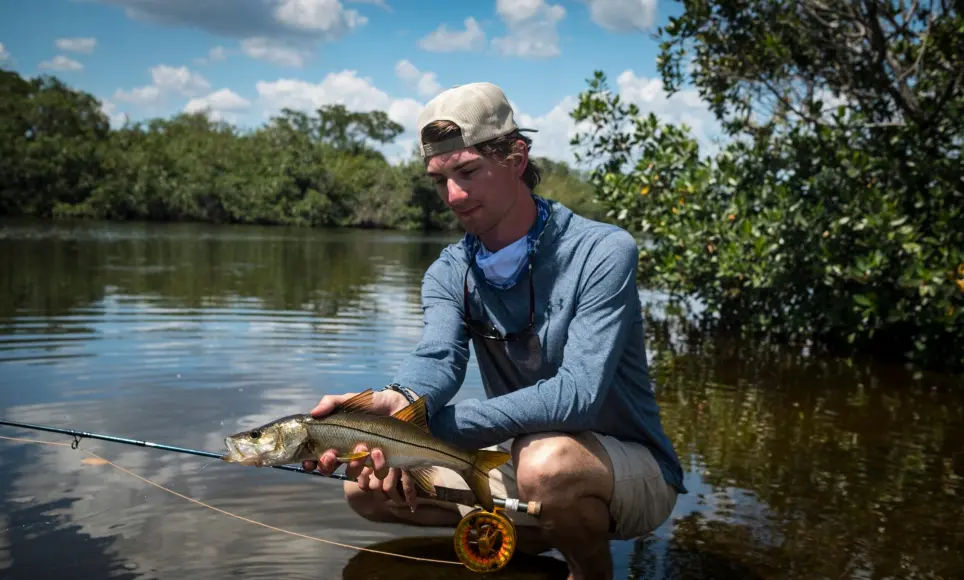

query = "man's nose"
447;180;469;204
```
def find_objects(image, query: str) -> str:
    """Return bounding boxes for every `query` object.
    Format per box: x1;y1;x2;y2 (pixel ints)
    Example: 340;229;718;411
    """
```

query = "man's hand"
301;389;420;510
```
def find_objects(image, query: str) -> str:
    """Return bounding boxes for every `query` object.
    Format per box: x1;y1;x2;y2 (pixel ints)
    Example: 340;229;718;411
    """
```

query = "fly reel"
453;507;517;573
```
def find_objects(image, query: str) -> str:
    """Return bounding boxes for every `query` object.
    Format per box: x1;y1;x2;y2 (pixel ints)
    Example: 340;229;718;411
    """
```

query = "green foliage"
0;72;111;216
571;0;964;372
0;70;604;234
532;156;610;223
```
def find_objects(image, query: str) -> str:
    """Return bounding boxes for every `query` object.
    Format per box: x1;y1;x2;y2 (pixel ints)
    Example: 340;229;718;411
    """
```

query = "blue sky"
0;0;719;164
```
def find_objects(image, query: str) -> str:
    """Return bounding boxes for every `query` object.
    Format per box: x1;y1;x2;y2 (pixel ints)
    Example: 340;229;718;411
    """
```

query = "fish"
221;389;511;512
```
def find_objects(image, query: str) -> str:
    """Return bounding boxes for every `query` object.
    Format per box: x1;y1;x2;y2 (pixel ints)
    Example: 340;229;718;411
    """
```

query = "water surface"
0;219;961;579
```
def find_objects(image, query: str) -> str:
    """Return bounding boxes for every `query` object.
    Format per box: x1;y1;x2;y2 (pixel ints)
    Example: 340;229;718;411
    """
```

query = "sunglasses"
462;250;535;342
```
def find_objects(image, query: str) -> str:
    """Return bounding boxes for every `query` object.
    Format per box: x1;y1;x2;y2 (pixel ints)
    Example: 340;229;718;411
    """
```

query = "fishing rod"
0;419;541;517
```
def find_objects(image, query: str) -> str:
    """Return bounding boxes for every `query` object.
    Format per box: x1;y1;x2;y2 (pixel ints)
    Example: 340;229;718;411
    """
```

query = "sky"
0;0;723;165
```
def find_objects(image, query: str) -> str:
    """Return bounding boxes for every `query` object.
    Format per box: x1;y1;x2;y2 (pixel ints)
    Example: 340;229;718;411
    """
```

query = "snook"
221;389;510;512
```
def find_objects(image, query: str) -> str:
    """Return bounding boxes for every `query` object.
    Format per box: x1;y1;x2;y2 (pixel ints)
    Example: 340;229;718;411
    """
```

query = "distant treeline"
0;69;607;231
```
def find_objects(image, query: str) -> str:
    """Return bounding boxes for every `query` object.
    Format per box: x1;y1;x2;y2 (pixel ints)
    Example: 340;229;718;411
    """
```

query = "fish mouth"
221;437;262;466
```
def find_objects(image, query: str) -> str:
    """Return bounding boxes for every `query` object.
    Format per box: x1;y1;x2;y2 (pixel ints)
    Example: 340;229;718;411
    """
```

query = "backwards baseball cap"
416;81;537;158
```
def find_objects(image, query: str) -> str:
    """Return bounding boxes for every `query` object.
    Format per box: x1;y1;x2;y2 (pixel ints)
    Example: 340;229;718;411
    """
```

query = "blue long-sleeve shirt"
392;199;686;494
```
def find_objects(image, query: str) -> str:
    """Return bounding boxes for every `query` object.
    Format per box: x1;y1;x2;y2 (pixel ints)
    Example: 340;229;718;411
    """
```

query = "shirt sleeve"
427;229;641;449
391;252;472;419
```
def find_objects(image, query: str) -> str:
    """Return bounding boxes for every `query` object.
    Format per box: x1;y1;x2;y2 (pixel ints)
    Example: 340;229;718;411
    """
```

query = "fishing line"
0;434;463;566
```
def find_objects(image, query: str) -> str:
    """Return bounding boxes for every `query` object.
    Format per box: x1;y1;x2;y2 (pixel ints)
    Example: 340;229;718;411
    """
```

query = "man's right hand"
301;389;420;510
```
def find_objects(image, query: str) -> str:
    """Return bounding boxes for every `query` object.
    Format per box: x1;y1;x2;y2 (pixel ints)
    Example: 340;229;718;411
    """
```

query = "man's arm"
391;254;471;418
428;229;641;449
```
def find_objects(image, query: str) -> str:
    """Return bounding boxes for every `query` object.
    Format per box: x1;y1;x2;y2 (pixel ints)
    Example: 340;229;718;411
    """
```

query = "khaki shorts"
433;432;678;540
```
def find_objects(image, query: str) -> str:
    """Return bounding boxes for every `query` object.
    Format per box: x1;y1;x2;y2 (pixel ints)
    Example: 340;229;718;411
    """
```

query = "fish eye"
249;430;261;439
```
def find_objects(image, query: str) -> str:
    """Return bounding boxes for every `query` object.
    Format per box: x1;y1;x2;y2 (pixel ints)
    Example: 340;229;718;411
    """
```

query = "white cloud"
38;55;84;72
498;0;548;24
394;59;441;98
185;88;251;113
151;64;211;96
55;37;98;53
272;0;367;38
256;70;425;164
185;88;252;123
615;70;721;149
386;137;416;164
194;45;229;66
100;99;129;127
113;85;162;106
209;46;229;61
511;69;722;166
515;96;587;166
492;0;566;58
241;37;311;68
112;65;210;107
418;17;486;52
257;70;421;130
386;99;423;132
580;0;658;32
0;43;9;62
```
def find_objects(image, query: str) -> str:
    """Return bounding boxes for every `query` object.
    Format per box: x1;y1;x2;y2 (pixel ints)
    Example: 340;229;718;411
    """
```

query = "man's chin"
456;215;481;232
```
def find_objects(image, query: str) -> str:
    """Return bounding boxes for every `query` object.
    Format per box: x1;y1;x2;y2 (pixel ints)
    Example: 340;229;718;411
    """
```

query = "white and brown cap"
416;81;537;158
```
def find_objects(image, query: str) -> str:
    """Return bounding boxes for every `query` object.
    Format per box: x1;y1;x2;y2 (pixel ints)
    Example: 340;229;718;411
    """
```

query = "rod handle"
495;497;542;516
526;500;542;517
411;483;542;516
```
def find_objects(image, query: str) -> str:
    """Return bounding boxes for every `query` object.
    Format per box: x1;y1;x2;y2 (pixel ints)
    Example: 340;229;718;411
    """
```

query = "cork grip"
526;500;542;517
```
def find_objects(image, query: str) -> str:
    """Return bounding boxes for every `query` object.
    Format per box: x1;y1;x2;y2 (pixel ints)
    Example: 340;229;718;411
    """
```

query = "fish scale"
304;413;476;471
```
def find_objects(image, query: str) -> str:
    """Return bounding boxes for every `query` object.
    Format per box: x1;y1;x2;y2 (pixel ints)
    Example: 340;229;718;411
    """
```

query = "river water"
0;219;961;580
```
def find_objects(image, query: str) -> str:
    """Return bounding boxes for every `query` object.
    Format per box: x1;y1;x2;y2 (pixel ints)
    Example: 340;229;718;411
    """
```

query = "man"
302;82;686;580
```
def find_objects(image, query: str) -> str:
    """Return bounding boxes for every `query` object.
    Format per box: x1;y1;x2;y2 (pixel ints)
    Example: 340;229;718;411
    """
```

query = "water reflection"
644;317;964;579
341;536;571;579
0;219;962;579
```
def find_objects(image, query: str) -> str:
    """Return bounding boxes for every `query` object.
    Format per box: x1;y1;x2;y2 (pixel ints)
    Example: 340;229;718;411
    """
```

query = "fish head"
221;415;309;467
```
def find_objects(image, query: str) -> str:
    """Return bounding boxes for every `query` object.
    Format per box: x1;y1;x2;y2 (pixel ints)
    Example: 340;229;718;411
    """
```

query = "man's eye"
431;169;474;185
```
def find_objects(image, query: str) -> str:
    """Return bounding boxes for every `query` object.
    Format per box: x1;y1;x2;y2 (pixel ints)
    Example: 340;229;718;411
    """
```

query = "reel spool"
453;507;517;573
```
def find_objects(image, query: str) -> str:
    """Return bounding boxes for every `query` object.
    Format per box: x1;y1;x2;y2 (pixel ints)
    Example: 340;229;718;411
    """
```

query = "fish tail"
464;449;511;512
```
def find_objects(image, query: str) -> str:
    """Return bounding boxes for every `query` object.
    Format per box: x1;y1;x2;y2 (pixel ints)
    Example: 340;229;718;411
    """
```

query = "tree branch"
898;11;934;84
925;70;962;128
883;0;920;38
862;0;922;121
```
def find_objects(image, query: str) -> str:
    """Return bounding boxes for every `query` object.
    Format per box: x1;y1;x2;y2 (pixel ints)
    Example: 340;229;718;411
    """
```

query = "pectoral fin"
336;450;371;462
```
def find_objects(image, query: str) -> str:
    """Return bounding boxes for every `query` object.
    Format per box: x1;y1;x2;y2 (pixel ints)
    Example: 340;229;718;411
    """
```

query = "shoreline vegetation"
2;0;962;375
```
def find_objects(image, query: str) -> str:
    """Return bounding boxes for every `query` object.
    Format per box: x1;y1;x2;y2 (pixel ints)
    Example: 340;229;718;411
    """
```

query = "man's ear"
513;139;529;177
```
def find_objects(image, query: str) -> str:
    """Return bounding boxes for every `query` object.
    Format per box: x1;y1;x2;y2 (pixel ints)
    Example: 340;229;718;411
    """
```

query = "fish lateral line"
303;418;472;468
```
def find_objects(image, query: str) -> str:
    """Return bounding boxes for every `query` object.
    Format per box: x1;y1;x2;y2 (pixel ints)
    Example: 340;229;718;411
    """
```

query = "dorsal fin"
390;396;429;431
332;389;374;414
